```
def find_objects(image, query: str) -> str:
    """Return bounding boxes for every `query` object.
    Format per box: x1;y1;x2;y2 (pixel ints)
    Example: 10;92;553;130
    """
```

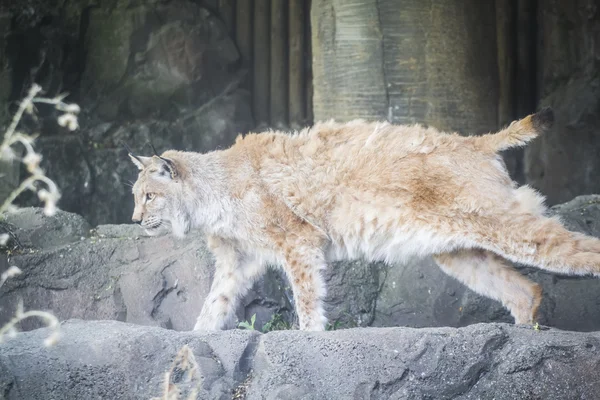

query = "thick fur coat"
128;108;600;331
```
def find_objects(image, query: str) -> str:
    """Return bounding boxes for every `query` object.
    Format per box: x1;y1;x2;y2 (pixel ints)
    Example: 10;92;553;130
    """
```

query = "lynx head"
128;152;190;238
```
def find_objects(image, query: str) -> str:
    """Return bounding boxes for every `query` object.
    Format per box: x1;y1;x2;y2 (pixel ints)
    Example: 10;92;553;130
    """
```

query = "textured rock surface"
0;210;228;332
1;207;91;250
1;319;600;399
79;0;244;120
0;320;258;400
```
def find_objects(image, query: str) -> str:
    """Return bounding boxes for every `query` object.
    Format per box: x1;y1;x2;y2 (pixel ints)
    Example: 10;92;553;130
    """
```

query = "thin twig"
0;308;61;347
3;84;42;143
0;174;59;215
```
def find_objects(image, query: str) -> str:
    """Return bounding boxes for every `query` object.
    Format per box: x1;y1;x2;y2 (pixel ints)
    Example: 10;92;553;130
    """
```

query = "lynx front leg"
193;236;265;331
280;246;328;331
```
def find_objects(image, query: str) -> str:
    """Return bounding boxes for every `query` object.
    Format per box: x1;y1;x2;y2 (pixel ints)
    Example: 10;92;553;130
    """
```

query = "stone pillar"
524;0;600;205
311;0;499;135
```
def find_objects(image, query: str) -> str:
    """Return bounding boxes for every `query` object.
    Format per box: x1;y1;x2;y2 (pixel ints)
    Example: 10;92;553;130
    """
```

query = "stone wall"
311;0;499;135
0;0;255;226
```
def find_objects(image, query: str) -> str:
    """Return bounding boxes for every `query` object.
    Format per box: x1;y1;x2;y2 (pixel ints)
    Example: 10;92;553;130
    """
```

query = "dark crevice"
370;368;409;399
74;6;97;104
447;332;510;397
2;379;14;399
229;331;262;398
233;332;261;384
369;263;388;326
150;261;177;321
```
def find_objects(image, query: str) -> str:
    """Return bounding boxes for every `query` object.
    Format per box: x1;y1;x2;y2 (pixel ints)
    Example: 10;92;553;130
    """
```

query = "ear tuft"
129;154;152;170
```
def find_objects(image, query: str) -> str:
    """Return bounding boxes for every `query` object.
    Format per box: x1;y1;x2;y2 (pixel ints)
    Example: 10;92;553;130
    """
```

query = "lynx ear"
129;154;153;170
153;155;178;179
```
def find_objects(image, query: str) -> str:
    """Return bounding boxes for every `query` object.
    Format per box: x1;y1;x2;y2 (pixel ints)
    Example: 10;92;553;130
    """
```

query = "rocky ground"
2;196;600;398
1;319;599;399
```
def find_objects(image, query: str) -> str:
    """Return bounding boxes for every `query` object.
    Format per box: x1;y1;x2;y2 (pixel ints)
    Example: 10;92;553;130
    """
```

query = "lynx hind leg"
279;245;328;331
434;249;543;324
462;207;600;278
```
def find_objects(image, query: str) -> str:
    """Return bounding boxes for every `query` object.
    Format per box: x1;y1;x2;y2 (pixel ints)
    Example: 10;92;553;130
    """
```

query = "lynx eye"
146;193;155;202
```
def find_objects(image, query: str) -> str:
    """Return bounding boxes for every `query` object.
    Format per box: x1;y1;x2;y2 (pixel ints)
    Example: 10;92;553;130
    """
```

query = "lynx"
128;107;600;331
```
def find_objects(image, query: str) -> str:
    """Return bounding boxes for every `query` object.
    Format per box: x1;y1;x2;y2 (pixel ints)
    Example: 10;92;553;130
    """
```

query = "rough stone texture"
0;207;91;250
310;0;498;134
1;320;600;399
3;195;600;335
524;0;600;205
79;0;244;121
0;0;255;226
249;324;600;400
0;320;259;400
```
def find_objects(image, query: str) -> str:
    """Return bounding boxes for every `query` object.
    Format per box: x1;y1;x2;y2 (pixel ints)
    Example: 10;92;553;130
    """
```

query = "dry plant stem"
0;309;60;346
0;83;78;348
0;174;58;214
152;345;201;400
3;84;42;143
3;133;36;156
0;83;79;216
0;174;59;214
0;266;22;288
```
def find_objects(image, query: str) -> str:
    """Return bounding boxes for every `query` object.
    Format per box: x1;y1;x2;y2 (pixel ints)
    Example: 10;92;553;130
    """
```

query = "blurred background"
0;0;598;227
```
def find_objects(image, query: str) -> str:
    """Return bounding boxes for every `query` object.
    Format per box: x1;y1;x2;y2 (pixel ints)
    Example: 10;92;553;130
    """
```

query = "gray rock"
249;323;600;400
322;259;383;328
0;319;258;400
80;0;244;120
1;320;600;399
1;207;91;250
0;225;212;332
